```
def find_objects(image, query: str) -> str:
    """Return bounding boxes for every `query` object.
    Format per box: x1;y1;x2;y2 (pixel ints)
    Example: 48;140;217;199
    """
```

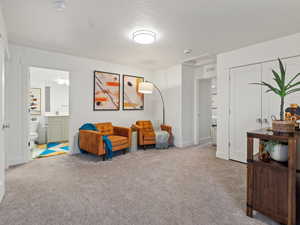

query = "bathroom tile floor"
31;148;44;159
31;142;69;159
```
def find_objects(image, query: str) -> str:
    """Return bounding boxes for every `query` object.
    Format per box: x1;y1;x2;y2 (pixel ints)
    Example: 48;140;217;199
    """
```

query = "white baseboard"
195;137;212;145
180;141;194;148
216;151;229;160
197;142;212;148
8;158;27;167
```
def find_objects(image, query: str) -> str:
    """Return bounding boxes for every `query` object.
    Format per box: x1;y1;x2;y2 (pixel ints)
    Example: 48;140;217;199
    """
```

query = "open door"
0;40;5;202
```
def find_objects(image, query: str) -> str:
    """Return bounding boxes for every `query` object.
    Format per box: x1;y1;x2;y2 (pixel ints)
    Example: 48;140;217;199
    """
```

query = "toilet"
29;120;39;150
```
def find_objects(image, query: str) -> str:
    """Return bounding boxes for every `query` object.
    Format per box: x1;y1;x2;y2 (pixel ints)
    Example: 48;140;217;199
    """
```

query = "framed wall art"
94;71;120;111
123;75;144;110
29;88;41;115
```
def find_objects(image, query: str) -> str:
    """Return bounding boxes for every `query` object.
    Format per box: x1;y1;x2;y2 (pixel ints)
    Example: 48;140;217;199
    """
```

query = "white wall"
0;3;8;203
217;32;300;160
152;65;182;147
5;44;156;166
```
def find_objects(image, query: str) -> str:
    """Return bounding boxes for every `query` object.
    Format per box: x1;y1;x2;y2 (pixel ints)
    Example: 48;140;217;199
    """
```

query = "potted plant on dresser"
252;58;300;161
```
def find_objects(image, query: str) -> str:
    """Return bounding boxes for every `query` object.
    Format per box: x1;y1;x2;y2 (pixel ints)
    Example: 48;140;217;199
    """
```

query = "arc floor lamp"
138;81;165;125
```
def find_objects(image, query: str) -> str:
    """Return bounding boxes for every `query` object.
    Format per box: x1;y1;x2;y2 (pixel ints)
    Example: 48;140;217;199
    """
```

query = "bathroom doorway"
194;77;217;146
29;67;70;159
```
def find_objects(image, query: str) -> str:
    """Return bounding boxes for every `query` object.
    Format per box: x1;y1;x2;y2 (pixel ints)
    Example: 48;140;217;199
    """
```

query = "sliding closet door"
261;61;279;125
229;64;261;163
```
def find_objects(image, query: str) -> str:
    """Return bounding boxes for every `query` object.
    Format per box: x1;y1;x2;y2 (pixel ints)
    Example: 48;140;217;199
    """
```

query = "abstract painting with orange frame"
94;71;120;111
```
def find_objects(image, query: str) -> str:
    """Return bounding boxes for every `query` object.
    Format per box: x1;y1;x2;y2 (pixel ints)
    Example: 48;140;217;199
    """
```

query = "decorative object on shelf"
259;151;271;162
258;141;271;162
264;141;288;162
29;88;41;115
251;58;300;133
271;116;295;133
285;104;300;129
123;75;144;110
138;81;166;124
94;71;120;111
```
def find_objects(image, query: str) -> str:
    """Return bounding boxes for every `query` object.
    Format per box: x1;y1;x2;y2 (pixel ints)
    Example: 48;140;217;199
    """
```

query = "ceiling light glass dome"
132;30;157;45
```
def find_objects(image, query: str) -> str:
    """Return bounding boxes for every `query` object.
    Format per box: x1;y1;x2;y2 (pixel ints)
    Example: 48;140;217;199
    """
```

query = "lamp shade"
138;82;154;94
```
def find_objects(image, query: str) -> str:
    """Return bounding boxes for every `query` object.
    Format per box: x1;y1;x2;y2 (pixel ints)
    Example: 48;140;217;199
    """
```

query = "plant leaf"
287;81;300;90
249;82;263;85
272;69;284;90
261;81;281;95
286;88;300;95
278;58;286;83
250;81;281;95
286;73;300;89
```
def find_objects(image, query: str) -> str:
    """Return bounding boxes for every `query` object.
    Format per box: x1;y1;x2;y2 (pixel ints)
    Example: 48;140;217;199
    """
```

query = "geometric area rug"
37;142;69;158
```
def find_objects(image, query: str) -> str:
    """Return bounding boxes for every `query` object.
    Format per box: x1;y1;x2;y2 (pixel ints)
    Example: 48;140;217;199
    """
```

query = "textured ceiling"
2;0;300;70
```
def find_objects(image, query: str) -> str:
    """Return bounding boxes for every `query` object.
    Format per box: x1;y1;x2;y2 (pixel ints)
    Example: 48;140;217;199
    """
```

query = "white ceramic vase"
270;144;288;162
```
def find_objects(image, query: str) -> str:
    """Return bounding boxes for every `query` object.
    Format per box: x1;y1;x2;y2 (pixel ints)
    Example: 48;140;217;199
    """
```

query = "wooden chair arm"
132;124;143;130
161;124;172;134
133;124;145;145
132;124;144;135
113;126;132;146
79;130;105;155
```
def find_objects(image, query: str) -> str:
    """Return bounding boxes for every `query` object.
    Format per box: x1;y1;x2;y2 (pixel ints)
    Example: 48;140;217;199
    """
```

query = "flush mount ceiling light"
184;49;192;55
55;78;69;86
132;30;157;45
53;0;67;11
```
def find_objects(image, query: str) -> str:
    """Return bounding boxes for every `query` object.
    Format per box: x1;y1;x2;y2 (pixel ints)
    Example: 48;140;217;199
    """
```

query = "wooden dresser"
247;129;298;225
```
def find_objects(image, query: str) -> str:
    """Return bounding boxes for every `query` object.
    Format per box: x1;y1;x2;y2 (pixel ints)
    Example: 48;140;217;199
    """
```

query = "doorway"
194;77;217;145
28;67;70;159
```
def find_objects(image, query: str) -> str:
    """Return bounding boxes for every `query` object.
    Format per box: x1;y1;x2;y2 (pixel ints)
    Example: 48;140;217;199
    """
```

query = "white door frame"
193;76;215;145
23;65;71;163
0;39;6;202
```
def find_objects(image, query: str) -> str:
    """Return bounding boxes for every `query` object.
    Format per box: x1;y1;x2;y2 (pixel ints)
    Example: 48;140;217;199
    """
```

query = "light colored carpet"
0;146;296;225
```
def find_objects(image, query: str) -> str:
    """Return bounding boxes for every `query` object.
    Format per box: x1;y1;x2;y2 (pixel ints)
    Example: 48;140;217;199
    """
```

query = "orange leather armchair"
134;120;172;148
79;122;131;159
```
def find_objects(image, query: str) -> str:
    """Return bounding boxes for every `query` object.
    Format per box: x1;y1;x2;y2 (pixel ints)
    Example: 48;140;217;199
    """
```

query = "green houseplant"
252;58;300;132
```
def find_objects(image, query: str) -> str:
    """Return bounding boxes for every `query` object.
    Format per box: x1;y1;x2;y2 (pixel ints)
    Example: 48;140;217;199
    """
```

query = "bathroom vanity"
46;115;69;142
